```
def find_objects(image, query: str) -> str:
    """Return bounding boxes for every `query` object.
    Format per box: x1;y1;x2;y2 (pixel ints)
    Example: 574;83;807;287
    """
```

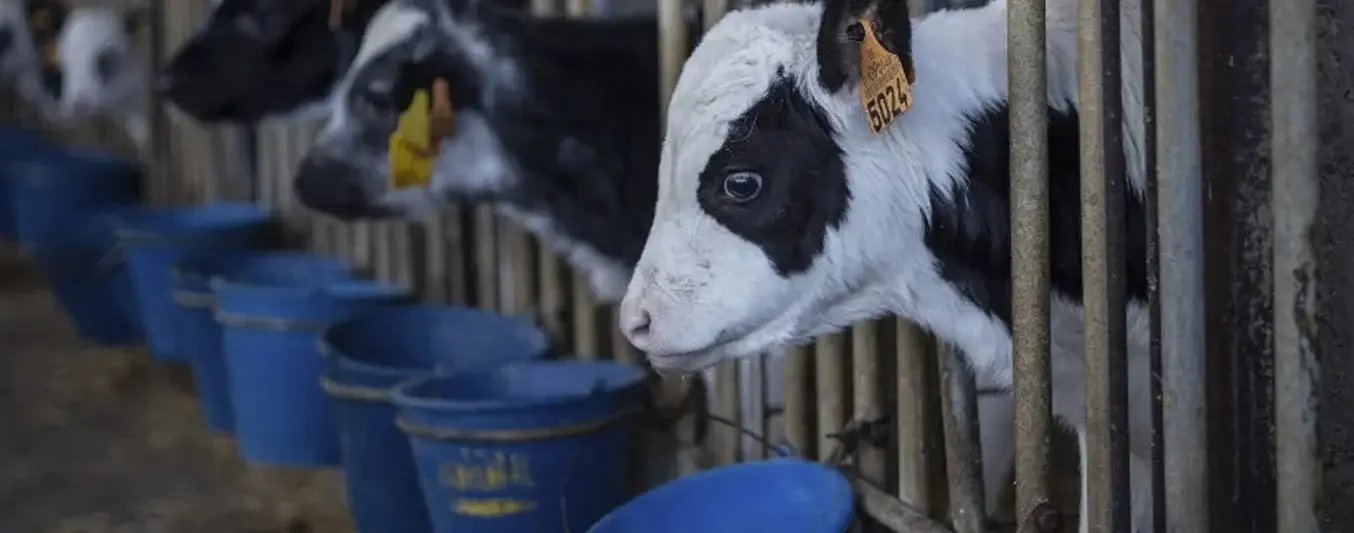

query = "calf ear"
815;0;914;93
122;6;147;35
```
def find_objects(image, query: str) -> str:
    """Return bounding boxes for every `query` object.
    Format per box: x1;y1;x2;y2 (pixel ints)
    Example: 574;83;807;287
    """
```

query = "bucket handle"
214;310;328;332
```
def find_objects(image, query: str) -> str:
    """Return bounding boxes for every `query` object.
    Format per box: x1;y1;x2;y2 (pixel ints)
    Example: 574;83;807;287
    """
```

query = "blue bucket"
172;250;357;432
587;459;856;533
319;305;550;533
116;203;273;361
392;360;648;533
216;268;411;467
0;125;54;240
9;150;144;344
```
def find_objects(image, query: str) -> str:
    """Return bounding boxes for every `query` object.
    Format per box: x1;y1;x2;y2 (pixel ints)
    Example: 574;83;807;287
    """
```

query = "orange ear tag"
857;19;914;135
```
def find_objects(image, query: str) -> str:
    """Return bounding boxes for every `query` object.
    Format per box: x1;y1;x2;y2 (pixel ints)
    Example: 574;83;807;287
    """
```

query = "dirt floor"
0;243;353;533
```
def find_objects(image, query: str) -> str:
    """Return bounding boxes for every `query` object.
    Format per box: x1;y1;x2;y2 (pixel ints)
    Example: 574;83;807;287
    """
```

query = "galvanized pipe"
896;321;937;515
938;343;985;533
1077;0;1131;529
1008;0;1054;528
1270;0;1320;530
1153;0;1208;526
816;334;849;461
852;320;887;486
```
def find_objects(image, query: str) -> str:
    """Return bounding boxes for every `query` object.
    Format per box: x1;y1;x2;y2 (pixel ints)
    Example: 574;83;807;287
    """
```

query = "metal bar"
1154;0;1208;527
784;345;815;460
474;206;500;311
1007;0;1054;528
938;343;984;533
896;321;937;515
658;0;689;117
851;476;954;533
571;274;600;358
852;321;887;486
815;333;849;460
1270;0;1320;530
1138;0;1165;529
1078;0;1131;529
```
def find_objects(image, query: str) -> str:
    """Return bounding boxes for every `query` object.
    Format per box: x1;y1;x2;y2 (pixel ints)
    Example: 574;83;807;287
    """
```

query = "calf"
293;0;667;301
38;4;148;147
617;0;1152;530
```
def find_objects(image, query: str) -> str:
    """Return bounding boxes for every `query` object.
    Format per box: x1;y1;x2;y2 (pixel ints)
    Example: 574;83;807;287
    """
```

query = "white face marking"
53;8;142;121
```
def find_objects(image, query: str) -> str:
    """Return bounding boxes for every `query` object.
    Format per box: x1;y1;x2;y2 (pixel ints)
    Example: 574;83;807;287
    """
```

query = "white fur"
52;7;147;147
622;0;1153;530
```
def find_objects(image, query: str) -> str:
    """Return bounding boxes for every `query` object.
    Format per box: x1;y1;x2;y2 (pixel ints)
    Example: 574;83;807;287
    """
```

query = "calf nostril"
622;308;652;341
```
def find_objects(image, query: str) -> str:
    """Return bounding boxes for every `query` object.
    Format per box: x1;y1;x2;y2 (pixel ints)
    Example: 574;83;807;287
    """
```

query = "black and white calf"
293;0;673;301
30;4;148;146
618;0;1151;531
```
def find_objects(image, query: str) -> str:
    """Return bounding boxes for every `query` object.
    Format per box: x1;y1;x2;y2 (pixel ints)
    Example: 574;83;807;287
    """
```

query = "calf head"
46;5;143;120
619;0;925;372
294;0;509;220
159;0;386;124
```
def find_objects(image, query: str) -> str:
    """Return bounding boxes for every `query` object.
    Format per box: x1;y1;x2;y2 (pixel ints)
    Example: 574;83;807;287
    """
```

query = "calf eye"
722;171;762;202
95;49;121;82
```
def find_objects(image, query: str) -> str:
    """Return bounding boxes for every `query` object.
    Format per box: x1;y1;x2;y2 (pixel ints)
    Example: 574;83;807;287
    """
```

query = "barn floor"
0;243;352;533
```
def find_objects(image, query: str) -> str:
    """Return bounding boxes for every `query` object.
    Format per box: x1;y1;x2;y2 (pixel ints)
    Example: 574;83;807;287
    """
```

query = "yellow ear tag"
857;19;914;135
389;89;435;190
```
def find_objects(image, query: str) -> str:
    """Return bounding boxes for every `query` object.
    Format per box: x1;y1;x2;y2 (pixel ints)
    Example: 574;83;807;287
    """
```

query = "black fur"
695;75;850;276
924;105;1148;328
159;0;401;123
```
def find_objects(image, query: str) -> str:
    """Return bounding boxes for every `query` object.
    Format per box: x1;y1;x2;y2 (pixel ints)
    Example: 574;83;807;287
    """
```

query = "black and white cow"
292;0;676;301
617;0;1151;530
158;0;527;124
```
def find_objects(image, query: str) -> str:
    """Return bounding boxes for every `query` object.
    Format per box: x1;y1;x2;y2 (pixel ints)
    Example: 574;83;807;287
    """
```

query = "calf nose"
294;156;372;220
618;297;654;351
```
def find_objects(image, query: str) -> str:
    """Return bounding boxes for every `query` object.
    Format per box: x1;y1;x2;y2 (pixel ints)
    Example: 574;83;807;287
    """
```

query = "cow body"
619;0;1154;530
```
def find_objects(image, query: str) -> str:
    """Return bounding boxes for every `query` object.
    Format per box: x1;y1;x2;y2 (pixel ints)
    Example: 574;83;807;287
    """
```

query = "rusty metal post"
784;345;816;460
815;334;849;462
1270;0;1320;530
1008;0;1054;529
1078;0;1131;529
938;343;984;533
1154;0;1209;526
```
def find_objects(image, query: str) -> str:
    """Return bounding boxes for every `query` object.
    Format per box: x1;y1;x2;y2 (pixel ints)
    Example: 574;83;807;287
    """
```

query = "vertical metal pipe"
1078;0;1130;529
897;321;936;514
1270;0;1320;530
815;334;849;461
852;320;887;486
1153;0;1208;526
1139;0;1166;529
938;344;984;533
1008;0;1054;527
784;346;815;460
474;207;500;311
658;0;688;114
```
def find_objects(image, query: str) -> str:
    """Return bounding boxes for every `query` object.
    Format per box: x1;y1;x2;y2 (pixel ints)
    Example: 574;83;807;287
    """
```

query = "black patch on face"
694;74;849;276
343;28;483;150
159;0;383;122
94;47;119;82
923;105;1148;328
481;13;688;265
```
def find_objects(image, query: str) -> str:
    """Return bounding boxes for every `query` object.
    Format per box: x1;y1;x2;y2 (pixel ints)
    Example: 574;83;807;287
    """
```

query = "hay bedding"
0;244;352;533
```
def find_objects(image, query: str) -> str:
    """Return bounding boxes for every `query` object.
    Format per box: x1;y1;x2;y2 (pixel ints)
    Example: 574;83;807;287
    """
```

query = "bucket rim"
585;458;855;532
390;360;648;412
